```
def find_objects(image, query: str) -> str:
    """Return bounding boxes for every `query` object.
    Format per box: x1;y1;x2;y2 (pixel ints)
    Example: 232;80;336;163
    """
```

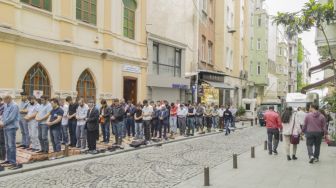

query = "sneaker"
314;158;319;162
91;150;98;154
49;157;56;160
8;163;22;170
0;161;10;165
273;150;278;155
309;156;314;164
35;150;44;154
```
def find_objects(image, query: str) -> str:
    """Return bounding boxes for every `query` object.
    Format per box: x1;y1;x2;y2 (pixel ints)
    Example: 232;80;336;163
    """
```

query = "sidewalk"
174;140;336;188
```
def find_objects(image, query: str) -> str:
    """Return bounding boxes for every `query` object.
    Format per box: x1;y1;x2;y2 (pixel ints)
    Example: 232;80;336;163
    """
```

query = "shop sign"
123;65;141;74
172;84;188;89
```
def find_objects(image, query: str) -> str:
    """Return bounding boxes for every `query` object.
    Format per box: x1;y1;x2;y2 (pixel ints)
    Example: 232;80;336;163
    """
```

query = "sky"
264;0;327;96
264;0;323;82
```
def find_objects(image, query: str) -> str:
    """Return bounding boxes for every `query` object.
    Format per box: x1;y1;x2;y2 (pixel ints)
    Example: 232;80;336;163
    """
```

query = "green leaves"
273;0;335;35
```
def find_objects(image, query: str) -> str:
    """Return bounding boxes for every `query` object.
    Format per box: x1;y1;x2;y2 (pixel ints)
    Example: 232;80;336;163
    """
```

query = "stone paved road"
0;127;265;188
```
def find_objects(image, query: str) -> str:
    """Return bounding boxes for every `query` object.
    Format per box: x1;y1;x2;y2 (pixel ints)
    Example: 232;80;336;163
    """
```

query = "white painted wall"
146;0;197;75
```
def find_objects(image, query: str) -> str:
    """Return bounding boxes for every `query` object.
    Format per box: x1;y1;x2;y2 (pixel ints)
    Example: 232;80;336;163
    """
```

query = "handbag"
290;113;300;145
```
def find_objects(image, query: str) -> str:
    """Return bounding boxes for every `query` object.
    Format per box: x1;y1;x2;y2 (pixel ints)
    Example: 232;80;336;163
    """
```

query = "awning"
308;59;335;76
301;75;335;94
204;81;235;90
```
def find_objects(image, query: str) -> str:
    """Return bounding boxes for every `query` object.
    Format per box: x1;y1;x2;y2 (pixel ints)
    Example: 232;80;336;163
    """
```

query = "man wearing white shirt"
76;98;88;149
60;99;69;145
177;104;188;136
142;100;153;143
24;96;40;151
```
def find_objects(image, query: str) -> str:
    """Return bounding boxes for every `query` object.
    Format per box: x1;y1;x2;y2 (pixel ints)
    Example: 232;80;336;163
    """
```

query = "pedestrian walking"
281;107;301;161
177;104;187;136
67;96;78;147
302;104;327;164
134;104;143;140
100;99;111;144
18;94;29;149
86;99;99;154
187;104;196;136
46;98;63;154
25;96;40;151
264;106;282;155
111;98;126;149
142;100;153;144
0;95;21;169
60;99;69;145
76;98;88;150
36;96;52;154
223;106;233;136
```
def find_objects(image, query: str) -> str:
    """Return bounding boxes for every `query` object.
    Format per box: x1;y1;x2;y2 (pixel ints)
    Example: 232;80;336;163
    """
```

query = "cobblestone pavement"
0;127;265;188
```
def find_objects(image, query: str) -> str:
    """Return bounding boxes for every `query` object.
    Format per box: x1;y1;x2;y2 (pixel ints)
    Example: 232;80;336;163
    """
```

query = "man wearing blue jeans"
0;95;21;169
18;95;29;148
47;99;64;155
36;96;52;153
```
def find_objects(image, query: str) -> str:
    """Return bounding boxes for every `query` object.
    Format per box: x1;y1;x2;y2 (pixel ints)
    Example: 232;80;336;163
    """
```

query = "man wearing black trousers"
86;99;99;154
67;96;78;147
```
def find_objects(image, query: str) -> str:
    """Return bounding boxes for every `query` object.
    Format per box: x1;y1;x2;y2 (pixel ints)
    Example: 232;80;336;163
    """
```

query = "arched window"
22;63;51;97
76;69;96;102
123;0;137;39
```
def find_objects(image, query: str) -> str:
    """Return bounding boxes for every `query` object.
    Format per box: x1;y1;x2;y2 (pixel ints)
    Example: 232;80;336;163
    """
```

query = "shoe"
0;161;10;165
309;156;314;164
314;158;319;162
292;155;298;160
8;163;22;170
287;155;292;161
268;151;272;155
35;150;44;154
32;149;39;152
17;144;25;148
273;150;278;155
49;157;56;160
91;150;98;154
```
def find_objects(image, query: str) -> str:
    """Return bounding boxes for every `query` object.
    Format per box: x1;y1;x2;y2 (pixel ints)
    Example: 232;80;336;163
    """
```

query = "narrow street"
0;127;264;188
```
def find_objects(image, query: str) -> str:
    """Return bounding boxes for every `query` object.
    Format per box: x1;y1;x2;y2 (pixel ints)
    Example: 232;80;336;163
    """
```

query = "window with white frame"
202;36;206;61
226;47;230;68
208;41;213;64
258;16;261;27
226;6;230;27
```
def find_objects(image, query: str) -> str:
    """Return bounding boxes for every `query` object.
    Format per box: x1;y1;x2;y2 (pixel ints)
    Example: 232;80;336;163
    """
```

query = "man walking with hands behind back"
264;106;282;155
302;104;327;164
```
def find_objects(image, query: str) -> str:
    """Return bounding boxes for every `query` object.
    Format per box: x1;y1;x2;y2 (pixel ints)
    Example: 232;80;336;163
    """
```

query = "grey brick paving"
0;127;265;188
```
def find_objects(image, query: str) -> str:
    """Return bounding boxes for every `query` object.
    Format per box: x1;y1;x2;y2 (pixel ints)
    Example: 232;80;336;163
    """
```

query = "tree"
273;0;336;86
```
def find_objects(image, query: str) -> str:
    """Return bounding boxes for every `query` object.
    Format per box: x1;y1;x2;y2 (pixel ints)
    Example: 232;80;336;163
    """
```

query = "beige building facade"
0;0;147;103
